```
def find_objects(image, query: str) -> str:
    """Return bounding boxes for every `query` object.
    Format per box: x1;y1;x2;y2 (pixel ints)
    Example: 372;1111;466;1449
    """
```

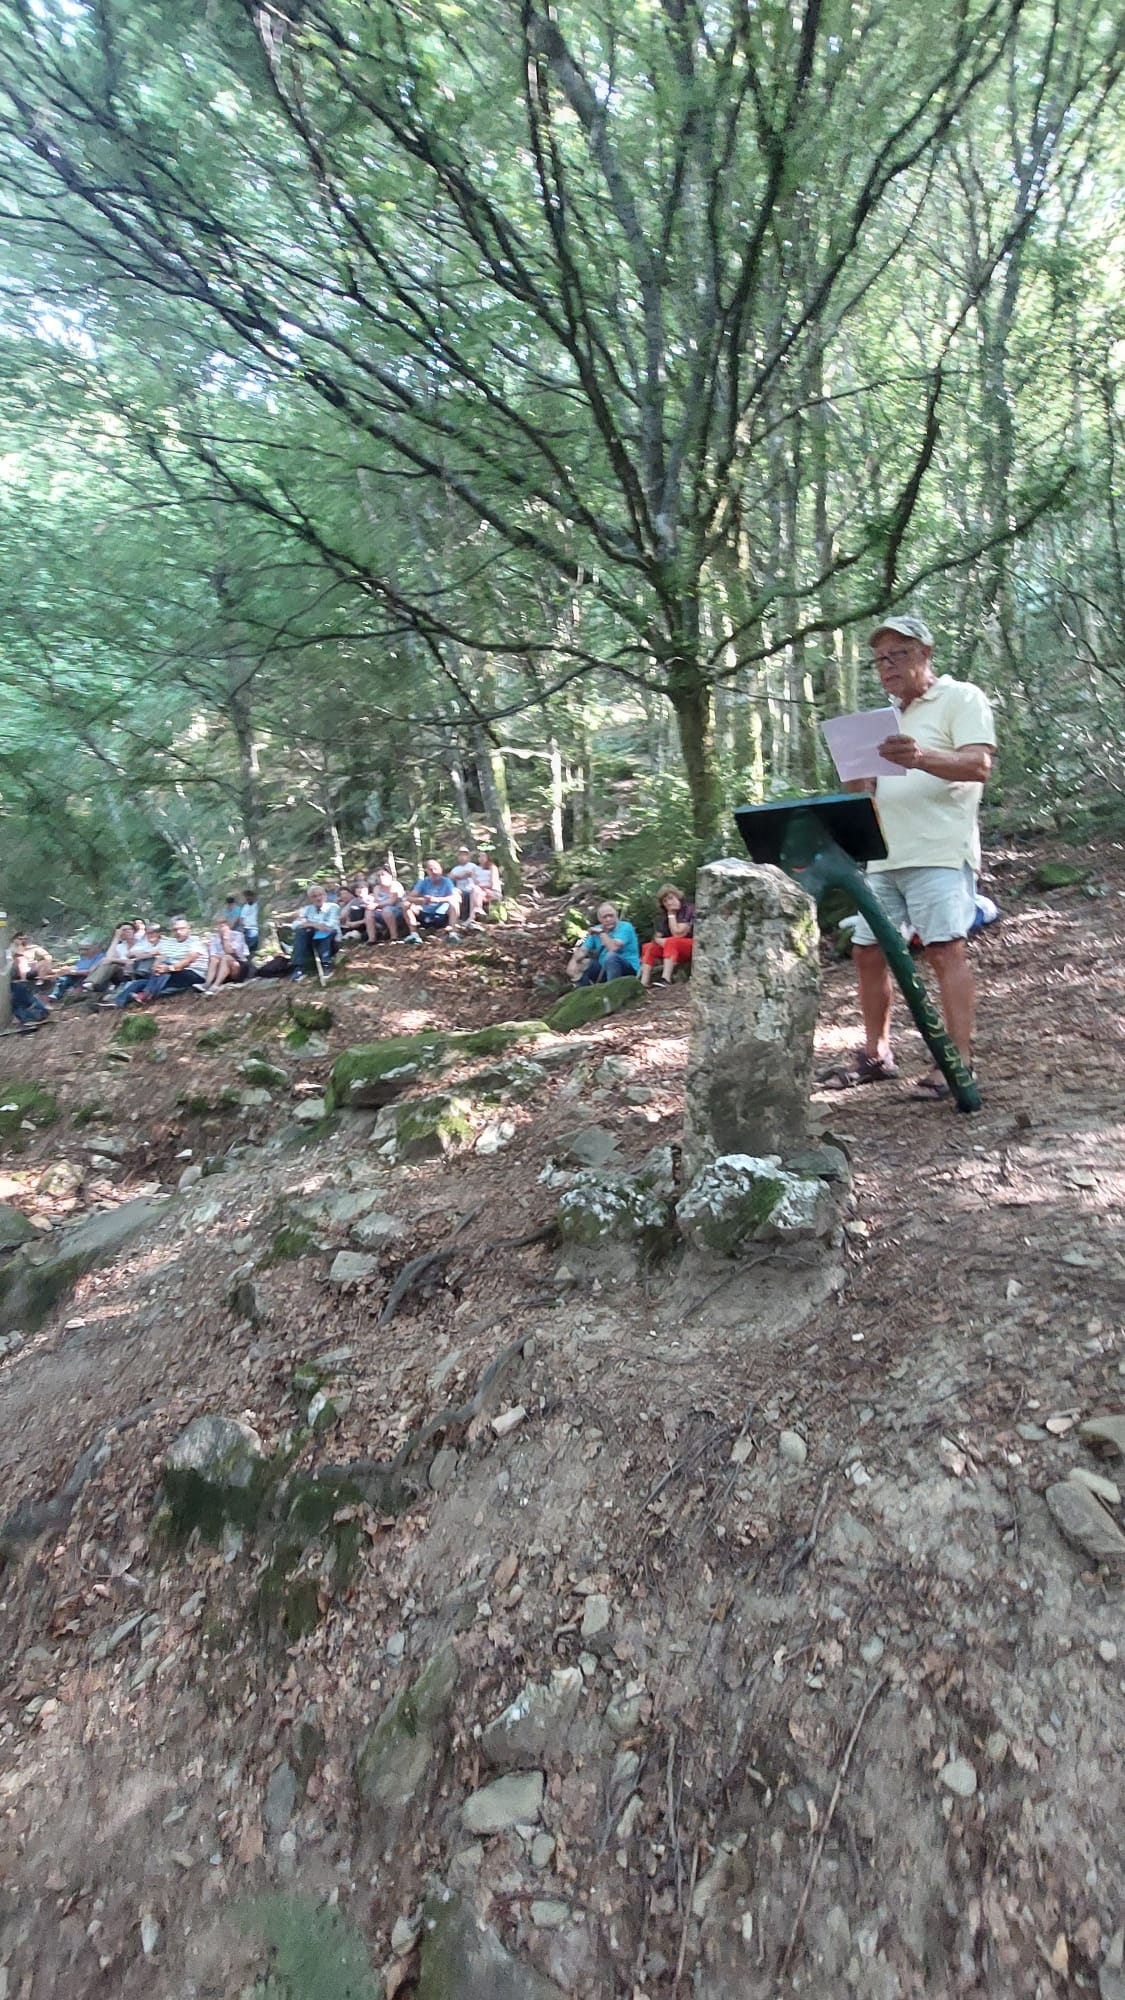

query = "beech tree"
2;0;1121;841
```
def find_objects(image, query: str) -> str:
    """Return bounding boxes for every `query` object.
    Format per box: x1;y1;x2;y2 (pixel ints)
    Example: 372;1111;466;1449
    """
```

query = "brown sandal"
819;1052;899;1090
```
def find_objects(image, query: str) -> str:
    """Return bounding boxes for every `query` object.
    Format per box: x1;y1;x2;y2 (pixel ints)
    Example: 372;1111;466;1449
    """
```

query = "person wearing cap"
840;614;996;1101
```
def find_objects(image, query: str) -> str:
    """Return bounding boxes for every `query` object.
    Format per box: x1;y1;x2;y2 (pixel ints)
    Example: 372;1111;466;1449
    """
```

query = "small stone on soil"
939;1757;978;1798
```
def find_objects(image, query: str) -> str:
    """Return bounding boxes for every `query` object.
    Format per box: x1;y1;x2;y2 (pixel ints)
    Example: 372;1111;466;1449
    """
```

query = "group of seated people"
566;883;695;992
270;849;504;977
5;848;506;1026
5;895;262;1028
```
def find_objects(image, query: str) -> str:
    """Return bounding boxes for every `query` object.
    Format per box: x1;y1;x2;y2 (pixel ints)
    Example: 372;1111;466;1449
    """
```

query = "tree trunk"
446;755;476;842
547;737;564;854
473;735;521;891
228;681;266;915
668;670;722;844
0;912;12;1032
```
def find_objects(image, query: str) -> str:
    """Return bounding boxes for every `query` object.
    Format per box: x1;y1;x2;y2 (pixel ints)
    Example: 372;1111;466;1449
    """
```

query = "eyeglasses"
872;647;916;669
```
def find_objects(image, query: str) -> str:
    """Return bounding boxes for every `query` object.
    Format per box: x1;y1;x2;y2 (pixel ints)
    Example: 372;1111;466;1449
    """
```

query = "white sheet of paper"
820;707;906;782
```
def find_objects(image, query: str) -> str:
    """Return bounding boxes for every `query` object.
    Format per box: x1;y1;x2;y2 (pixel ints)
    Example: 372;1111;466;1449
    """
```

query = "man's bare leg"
854;943;895;1062
925;939;975;1064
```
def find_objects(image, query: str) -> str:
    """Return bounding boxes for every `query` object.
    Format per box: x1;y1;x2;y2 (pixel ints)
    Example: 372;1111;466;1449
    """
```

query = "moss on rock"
0;1080;59;1136
1034;861;1091;890
327;1022;549;1113
356;1644;460;1813
677;1154;837;1257
240;1056;289;1090
558;1174;670;1257
113;1013;159;1046
378;1093;475;1162
289;999;333;1033
267;1223;316;1264
545;978;643;1032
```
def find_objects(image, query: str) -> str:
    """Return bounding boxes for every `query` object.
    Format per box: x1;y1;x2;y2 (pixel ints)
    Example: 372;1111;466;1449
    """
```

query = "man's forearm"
917;745;994;784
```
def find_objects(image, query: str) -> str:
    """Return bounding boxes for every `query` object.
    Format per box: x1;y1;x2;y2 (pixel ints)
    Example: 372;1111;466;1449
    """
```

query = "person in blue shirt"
568;902;640;985
408;858;459;932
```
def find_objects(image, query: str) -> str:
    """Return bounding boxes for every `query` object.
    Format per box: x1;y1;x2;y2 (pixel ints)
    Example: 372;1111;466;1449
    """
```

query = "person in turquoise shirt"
571;901;640;985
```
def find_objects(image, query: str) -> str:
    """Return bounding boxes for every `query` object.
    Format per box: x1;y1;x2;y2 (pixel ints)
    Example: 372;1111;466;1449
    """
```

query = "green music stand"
734;792;980;1113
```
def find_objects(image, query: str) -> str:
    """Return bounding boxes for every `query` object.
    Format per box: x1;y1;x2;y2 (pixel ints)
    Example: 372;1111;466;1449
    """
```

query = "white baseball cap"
869;614;933;647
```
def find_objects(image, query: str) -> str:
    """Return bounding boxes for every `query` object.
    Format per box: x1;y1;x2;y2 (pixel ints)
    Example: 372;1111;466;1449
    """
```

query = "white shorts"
851;864;976;948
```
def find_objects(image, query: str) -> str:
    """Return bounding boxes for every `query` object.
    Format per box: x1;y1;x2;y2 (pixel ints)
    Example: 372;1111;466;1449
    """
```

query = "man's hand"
877;736;994;783
602;934;622;952
878;732;926;769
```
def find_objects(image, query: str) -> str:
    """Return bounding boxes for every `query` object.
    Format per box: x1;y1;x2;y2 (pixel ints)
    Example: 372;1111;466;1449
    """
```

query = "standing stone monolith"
683;859;819;1179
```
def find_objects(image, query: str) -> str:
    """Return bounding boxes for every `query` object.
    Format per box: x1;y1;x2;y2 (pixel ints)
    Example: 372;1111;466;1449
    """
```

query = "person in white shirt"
473;847;503;919
449;847;478;925
84;923;136;996
841;614;996;1100
370;868;418;943
202;918;250;995
239;893;260;956
102;917;208;1008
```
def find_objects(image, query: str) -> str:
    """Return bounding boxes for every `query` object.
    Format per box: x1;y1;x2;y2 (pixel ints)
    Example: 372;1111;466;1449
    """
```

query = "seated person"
84;922;136;996
449;847;478;924
103;917;208;1007
7;935;53;1032
408;858;459;931
566;902;640;985
126;922;163;980
238;891;260;956
278;885;341;979
50;939;107;1001
640;883;695;989
472;847;503;921
201;918;250;995
340;874;375;944
370;867;418;943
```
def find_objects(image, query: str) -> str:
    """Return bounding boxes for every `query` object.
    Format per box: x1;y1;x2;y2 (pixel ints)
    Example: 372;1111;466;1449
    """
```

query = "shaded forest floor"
1;831;1124;2000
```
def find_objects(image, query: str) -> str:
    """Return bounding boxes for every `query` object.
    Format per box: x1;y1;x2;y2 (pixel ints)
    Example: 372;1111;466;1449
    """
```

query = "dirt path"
0;839;1122;1999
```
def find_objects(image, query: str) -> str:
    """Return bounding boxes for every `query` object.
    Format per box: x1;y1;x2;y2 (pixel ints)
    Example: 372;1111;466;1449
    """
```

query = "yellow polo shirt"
870;676;996;874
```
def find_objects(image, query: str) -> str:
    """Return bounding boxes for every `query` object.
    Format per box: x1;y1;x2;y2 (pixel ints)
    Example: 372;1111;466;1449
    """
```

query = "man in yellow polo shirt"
847;614;996;1101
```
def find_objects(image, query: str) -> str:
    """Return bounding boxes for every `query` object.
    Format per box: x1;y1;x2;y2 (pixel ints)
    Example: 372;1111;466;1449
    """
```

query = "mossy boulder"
266;1222;316;1264
1034;861;1091;891
0;1198;165;1336
677;1154;836;1257
113;1013;159;1046
356;1643;461;1815
239;1056;290;1090
375;1093;475;1162
0;1081;59;1138
176;1087;243;1117
289;999;333;1033
546;978;643;1032
417;1888;565;2000
326;1032;444;1111
557;1174;670;1257
161;1415;273;1545
462;1057;547;1102
0;1203;35;1252
327;1022;550;1113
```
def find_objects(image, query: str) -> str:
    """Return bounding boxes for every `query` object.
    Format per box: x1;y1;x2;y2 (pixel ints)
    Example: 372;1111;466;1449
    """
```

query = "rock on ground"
683;860;819;1175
